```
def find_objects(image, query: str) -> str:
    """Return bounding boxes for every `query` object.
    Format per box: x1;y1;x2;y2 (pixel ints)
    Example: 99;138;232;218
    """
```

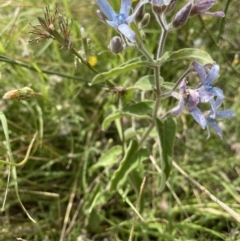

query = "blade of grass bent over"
0;112;37;222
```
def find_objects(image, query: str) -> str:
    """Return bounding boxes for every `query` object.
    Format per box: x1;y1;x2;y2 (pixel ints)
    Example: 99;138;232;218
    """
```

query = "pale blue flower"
205;98;235;139
193;62;224;116
172;79;207;129
96;0;149;42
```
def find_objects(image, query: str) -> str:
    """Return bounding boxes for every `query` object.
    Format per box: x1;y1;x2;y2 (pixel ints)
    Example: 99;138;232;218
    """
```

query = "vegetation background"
0;0;239;240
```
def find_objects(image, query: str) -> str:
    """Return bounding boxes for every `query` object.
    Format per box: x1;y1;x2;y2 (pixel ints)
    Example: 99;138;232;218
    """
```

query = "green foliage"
0;0;239;241
155;118;176;191
102;100;154;130
157;48;213;65
109;140;149;191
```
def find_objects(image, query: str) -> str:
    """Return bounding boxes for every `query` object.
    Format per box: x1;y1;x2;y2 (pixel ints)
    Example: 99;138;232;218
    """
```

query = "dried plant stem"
128;176;146;241
172;160;240;223
149;155;189;218
60;173;79;241
0;132;38;167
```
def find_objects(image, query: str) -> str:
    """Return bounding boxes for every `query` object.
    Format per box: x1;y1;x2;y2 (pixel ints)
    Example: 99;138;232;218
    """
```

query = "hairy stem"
138;17;169;149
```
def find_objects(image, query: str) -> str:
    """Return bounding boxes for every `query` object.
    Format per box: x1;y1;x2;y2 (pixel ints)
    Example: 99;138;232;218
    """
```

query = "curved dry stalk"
0;132;38;167
173;160;240;223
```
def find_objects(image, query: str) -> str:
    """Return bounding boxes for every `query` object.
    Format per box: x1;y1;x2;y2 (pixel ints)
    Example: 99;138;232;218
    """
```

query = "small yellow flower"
88;56;97;67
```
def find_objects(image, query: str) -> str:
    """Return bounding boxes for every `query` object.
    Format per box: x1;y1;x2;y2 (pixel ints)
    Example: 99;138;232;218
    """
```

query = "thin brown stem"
128;176;146;241
173;160;240;223
0;132;38;167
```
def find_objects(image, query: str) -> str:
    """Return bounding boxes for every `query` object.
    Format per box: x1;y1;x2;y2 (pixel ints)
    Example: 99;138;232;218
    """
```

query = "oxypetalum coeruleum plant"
93;0;234;189
2;0;239;230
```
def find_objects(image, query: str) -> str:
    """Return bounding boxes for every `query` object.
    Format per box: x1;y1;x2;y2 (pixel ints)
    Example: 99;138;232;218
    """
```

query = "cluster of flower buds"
171;62;235;139
150;0;177;14
171;0;225;29
96;0;225;49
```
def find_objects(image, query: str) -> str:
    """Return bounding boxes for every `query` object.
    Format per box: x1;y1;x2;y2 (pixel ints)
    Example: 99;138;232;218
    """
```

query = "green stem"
160;67;191;99
52;30;98;74
70;47;98;74
0;54;85;81
138;13;169;149
137;41;154;62
156;15;168;59
119;97;125;157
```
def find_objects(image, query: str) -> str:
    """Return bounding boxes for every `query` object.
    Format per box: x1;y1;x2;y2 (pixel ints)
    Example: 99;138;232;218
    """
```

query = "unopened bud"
172;2;193;28
87;38;92;49
96;10;106;22
151;0;173;14
80;27;87;39
192;0;216;16
165;0;177;13
190;0;225;17
138;13;151;29
80;27;89;59
135;5;145;23
108;36;123;54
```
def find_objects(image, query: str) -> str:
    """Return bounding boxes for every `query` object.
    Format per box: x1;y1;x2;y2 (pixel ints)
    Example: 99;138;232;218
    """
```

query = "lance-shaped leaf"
102;101;154;130
155;118;176;192
109;140;149;191
133;75;173;91
90;61;156;85
157;48;213;65
89;145;122;173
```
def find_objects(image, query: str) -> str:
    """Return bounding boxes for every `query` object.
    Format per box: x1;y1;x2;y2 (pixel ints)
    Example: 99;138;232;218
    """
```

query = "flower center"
115;14;126;25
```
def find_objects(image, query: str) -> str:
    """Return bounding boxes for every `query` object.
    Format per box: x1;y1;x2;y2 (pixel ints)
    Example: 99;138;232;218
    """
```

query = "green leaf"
134;75;155;91
121;100;154;117
89;145;122;172
90;61;154;85
109;140;149;191
0;112;11;211
83;182;102;213
161;82;175;90
102;112;121;131
102;101;154;130
90;49;212;85
122;88;135;105
158;48;213;65
133;75;173;91
155;118;176;191
88;208;102;232
118;188;145;222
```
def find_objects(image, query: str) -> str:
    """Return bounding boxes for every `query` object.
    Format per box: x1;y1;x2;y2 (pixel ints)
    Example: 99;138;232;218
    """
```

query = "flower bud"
172;2;193;28
190;0;225;17
135;5;145;23
165;0;178;13
138;13;151;29
151;0;176;14
80;27;87;39
108;36;123;54
96;10;106;22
